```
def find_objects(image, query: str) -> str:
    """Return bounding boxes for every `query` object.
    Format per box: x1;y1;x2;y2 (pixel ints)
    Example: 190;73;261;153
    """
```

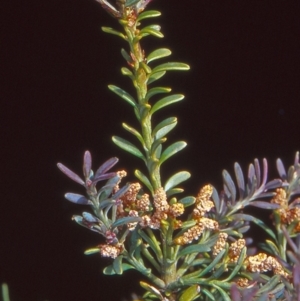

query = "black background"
1;0;300;300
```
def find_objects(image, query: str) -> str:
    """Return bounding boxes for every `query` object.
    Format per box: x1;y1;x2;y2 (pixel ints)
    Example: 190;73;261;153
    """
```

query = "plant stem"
120;11;162;192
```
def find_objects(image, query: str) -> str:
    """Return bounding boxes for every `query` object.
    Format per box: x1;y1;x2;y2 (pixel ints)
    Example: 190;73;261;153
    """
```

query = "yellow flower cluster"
174;185;218;245
193;184;215;219
117;184;185;231
228;239;246;263
137;187;185;229
244;253;289;278
236;278;249;287
116;182;150;219
212;232;228;256
99;243;123;259
271;188;300;231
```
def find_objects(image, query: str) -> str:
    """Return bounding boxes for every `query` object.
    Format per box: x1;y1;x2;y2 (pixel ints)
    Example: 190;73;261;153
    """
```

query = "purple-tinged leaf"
296;234;300;248
254;159;261;186
211;187;220;213
247;164;257;195
223;169;236;204
72;215;83;224
83;151;92;179
291;187;300;196
289;197;300;208
57;163;85;185
258;192;277;199
82;212;99;223
234;163;245;201
112;183;131;200
95;157;119;178
230;284;241;301
255;159;268;195
282;226;298;254
72;215;101;233
64;193;91;205
264;179;282;191
293;264;300;286
136;0;152;11
95;0;121;18
276;158;287;180
249;201;280;210
92;172;116;185
260;159;268;187
287;251;299;265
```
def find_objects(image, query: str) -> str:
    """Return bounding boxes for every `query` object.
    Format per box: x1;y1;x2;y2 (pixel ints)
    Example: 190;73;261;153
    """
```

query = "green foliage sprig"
57;1;300;300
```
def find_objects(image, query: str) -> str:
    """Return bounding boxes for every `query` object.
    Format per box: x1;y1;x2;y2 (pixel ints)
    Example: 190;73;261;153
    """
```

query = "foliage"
55;1;300;300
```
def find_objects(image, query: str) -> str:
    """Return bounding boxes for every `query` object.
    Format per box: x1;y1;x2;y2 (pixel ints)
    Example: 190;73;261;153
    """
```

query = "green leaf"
135;169;154;194
111;216;141;229
179;285;200;301
140;26;164;38
121;48;132;63
165;171;191;192
151;94;184;114
84;248;100;255
178;243;211;258
181;220;197;229
202;289;215;301
122;123;144;145
151;62;190;74
108;85;136;107
146;87;171;101
140;282;163;299
121;67;134;78
113;256;123;274
121;263;135;272
138;104;151;121
211;284;231;301
268;283;285;297
112;136;145;160
101;27;126;39
147;48;172;64
140;61;152;74
159;141;187;165
103;265;115;275
152;117;177;138
129;228;142;256
153;144;162;159
222;247;246;281
195;249;225;278
147;71;166;84
231;213;277;241
178;196;196;207
124;0;140;7
257;275;280;294
265;240;280;256
103;263;135;275
151;138;167;157
166;188;184;197
137;10;161;22
1;283;10;301
153;118;177;140
138;229;163;259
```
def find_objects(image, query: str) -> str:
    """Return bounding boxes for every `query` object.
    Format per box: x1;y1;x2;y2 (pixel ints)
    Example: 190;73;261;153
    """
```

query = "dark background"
1;0;300;300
